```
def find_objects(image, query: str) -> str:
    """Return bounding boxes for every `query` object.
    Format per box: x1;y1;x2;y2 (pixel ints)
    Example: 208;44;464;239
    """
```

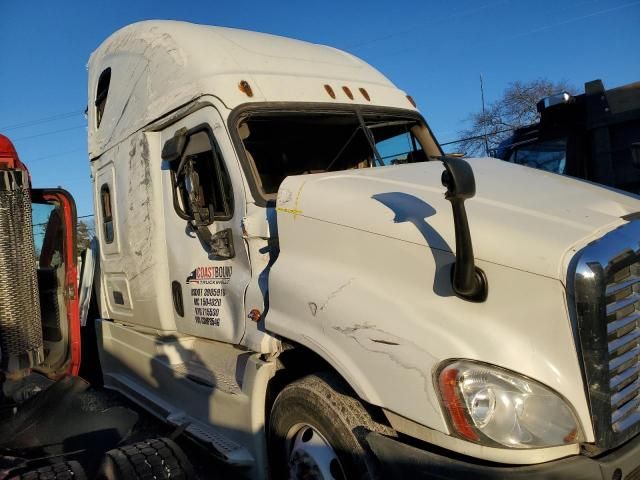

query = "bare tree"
450;78;576;156
76;219;95;255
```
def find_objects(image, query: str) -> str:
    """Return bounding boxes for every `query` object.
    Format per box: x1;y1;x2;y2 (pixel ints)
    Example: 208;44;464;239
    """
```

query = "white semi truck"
4;19;640;479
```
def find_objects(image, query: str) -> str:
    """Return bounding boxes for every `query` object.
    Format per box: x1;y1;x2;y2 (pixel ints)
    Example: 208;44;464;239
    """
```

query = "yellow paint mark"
294;181;306;207
277;180;307;219
290;180;307;220
276;207;303;216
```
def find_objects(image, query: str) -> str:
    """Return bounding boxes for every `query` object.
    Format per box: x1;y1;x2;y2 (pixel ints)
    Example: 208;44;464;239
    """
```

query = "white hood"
276;157;640;280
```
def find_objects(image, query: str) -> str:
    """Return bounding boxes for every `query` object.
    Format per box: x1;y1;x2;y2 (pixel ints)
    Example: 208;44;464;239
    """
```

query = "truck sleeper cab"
88;21;640;479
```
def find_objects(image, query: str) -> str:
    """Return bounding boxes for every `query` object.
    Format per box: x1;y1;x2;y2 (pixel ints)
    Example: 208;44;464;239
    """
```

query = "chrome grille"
606;262;640;433
571;220;640;449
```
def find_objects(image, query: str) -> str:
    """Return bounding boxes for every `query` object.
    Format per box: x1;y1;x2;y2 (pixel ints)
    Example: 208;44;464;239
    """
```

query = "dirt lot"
1;383;249;480
85;387;248;480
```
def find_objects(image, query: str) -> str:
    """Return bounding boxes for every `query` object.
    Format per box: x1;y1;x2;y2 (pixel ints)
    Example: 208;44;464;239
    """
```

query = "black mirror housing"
441;156;476;200
162;128;188;164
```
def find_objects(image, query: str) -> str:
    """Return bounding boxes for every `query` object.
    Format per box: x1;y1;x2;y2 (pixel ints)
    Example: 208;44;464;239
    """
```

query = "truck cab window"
95;68;111;128
171;130;233;223
238;112;429;198
373;123;425;165
100;184;114;243
509;138;567;174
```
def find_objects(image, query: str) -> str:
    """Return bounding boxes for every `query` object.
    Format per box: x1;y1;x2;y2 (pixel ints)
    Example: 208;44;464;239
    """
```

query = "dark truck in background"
495;79;640;193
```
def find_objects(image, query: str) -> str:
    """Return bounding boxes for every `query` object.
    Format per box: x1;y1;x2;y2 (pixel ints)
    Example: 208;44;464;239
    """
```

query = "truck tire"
10;461;87;480
96;437;195;480
269;372;394;480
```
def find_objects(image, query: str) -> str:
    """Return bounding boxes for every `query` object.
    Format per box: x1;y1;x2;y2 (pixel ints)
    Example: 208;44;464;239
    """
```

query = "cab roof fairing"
87;20;417;158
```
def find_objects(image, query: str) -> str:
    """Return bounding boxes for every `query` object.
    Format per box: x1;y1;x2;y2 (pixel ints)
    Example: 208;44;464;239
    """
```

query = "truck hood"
276;157;640;280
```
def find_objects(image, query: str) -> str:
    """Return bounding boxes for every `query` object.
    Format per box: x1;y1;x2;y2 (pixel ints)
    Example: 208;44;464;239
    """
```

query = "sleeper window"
95;68;111;128
100;184;114;244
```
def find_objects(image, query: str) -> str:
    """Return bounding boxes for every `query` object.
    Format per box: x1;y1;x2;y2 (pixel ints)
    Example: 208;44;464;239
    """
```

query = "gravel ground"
1;383;249;480
81;387;247;480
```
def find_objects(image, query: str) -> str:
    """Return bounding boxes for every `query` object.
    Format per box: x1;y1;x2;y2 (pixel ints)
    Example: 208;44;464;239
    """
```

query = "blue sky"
1;0;638;217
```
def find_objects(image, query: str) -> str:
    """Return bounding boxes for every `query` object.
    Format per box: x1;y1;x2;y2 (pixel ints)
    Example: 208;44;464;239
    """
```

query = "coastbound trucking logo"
186;266;233;285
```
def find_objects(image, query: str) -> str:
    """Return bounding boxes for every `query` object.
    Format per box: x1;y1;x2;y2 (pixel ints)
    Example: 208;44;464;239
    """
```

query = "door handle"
171;281;184;317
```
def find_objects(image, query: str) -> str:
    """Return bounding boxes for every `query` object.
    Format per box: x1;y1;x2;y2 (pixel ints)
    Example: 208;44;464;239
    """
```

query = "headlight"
436;360;583;448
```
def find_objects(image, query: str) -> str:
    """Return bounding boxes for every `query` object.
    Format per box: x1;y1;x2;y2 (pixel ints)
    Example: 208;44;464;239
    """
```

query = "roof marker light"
324;84;336;99
406;95;417;108
359;87;371;101
239;80;254;98
342;86;354;100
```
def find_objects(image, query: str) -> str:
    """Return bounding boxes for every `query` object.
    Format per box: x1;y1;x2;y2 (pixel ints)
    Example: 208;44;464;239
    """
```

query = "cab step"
107;373;254;467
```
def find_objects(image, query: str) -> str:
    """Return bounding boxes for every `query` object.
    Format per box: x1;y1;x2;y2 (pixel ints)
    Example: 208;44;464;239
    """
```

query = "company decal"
185;266;232;327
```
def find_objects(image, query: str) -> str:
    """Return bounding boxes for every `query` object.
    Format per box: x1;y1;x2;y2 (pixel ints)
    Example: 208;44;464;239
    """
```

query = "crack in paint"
370;339;400;346
332;323;440;415
308;302;318;316
319;278;355;312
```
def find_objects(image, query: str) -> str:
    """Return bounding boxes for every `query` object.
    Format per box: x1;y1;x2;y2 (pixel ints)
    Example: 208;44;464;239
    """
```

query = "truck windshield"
508;138;567;174
237;111;433;196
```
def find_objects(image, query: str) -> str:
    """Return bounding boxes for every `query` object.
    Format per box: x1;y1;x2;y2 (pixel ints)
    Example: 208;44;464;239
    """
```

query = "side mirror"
162;130;212;227
161;128;188;164
183;159;213;227
441;156;476;201
163;129;235;259
632;143;640;169
440;157;488;302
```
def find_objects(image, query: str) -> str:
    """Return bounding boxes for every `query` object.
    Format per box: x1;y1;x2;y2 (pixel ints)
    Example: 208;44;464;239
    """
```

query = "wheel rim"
286;423;346;480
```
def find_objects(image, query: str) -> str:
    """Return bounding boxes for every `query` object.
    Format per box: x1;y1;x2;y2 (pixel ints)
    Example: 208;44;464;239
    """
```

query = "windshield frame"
228;102;443;206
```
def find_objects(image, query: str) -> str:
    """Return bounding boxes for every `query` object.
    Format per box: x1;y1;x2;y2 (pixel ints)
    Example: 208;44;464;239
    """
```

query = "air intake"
0;169;43;372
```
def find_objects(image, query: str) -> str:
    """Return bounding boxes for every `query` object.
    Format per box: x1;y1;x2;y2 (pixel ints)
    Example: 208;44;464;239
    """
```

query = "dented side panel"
92;131;176;332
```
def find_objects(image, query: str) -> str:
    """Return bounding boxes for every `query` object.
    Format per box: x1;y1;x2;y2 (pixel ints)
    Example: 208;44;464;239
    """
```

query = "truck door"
31;188;80;376
160;107;251;344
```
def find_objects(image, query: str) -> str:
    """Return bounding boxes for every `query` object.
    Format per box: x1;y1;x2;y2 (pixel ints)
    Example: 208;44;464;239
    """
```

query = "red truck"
0;134;194;480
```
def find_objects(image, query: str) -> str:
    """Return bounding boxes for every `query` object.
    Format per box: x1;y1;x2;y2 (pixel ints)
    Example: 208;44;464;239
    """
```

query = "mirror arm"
439;156;488;302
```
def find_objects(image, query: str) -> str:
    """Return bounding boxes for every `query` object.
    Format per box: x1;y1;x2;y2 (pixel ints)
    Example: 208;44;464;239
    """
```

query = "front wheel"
268;373;394;480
